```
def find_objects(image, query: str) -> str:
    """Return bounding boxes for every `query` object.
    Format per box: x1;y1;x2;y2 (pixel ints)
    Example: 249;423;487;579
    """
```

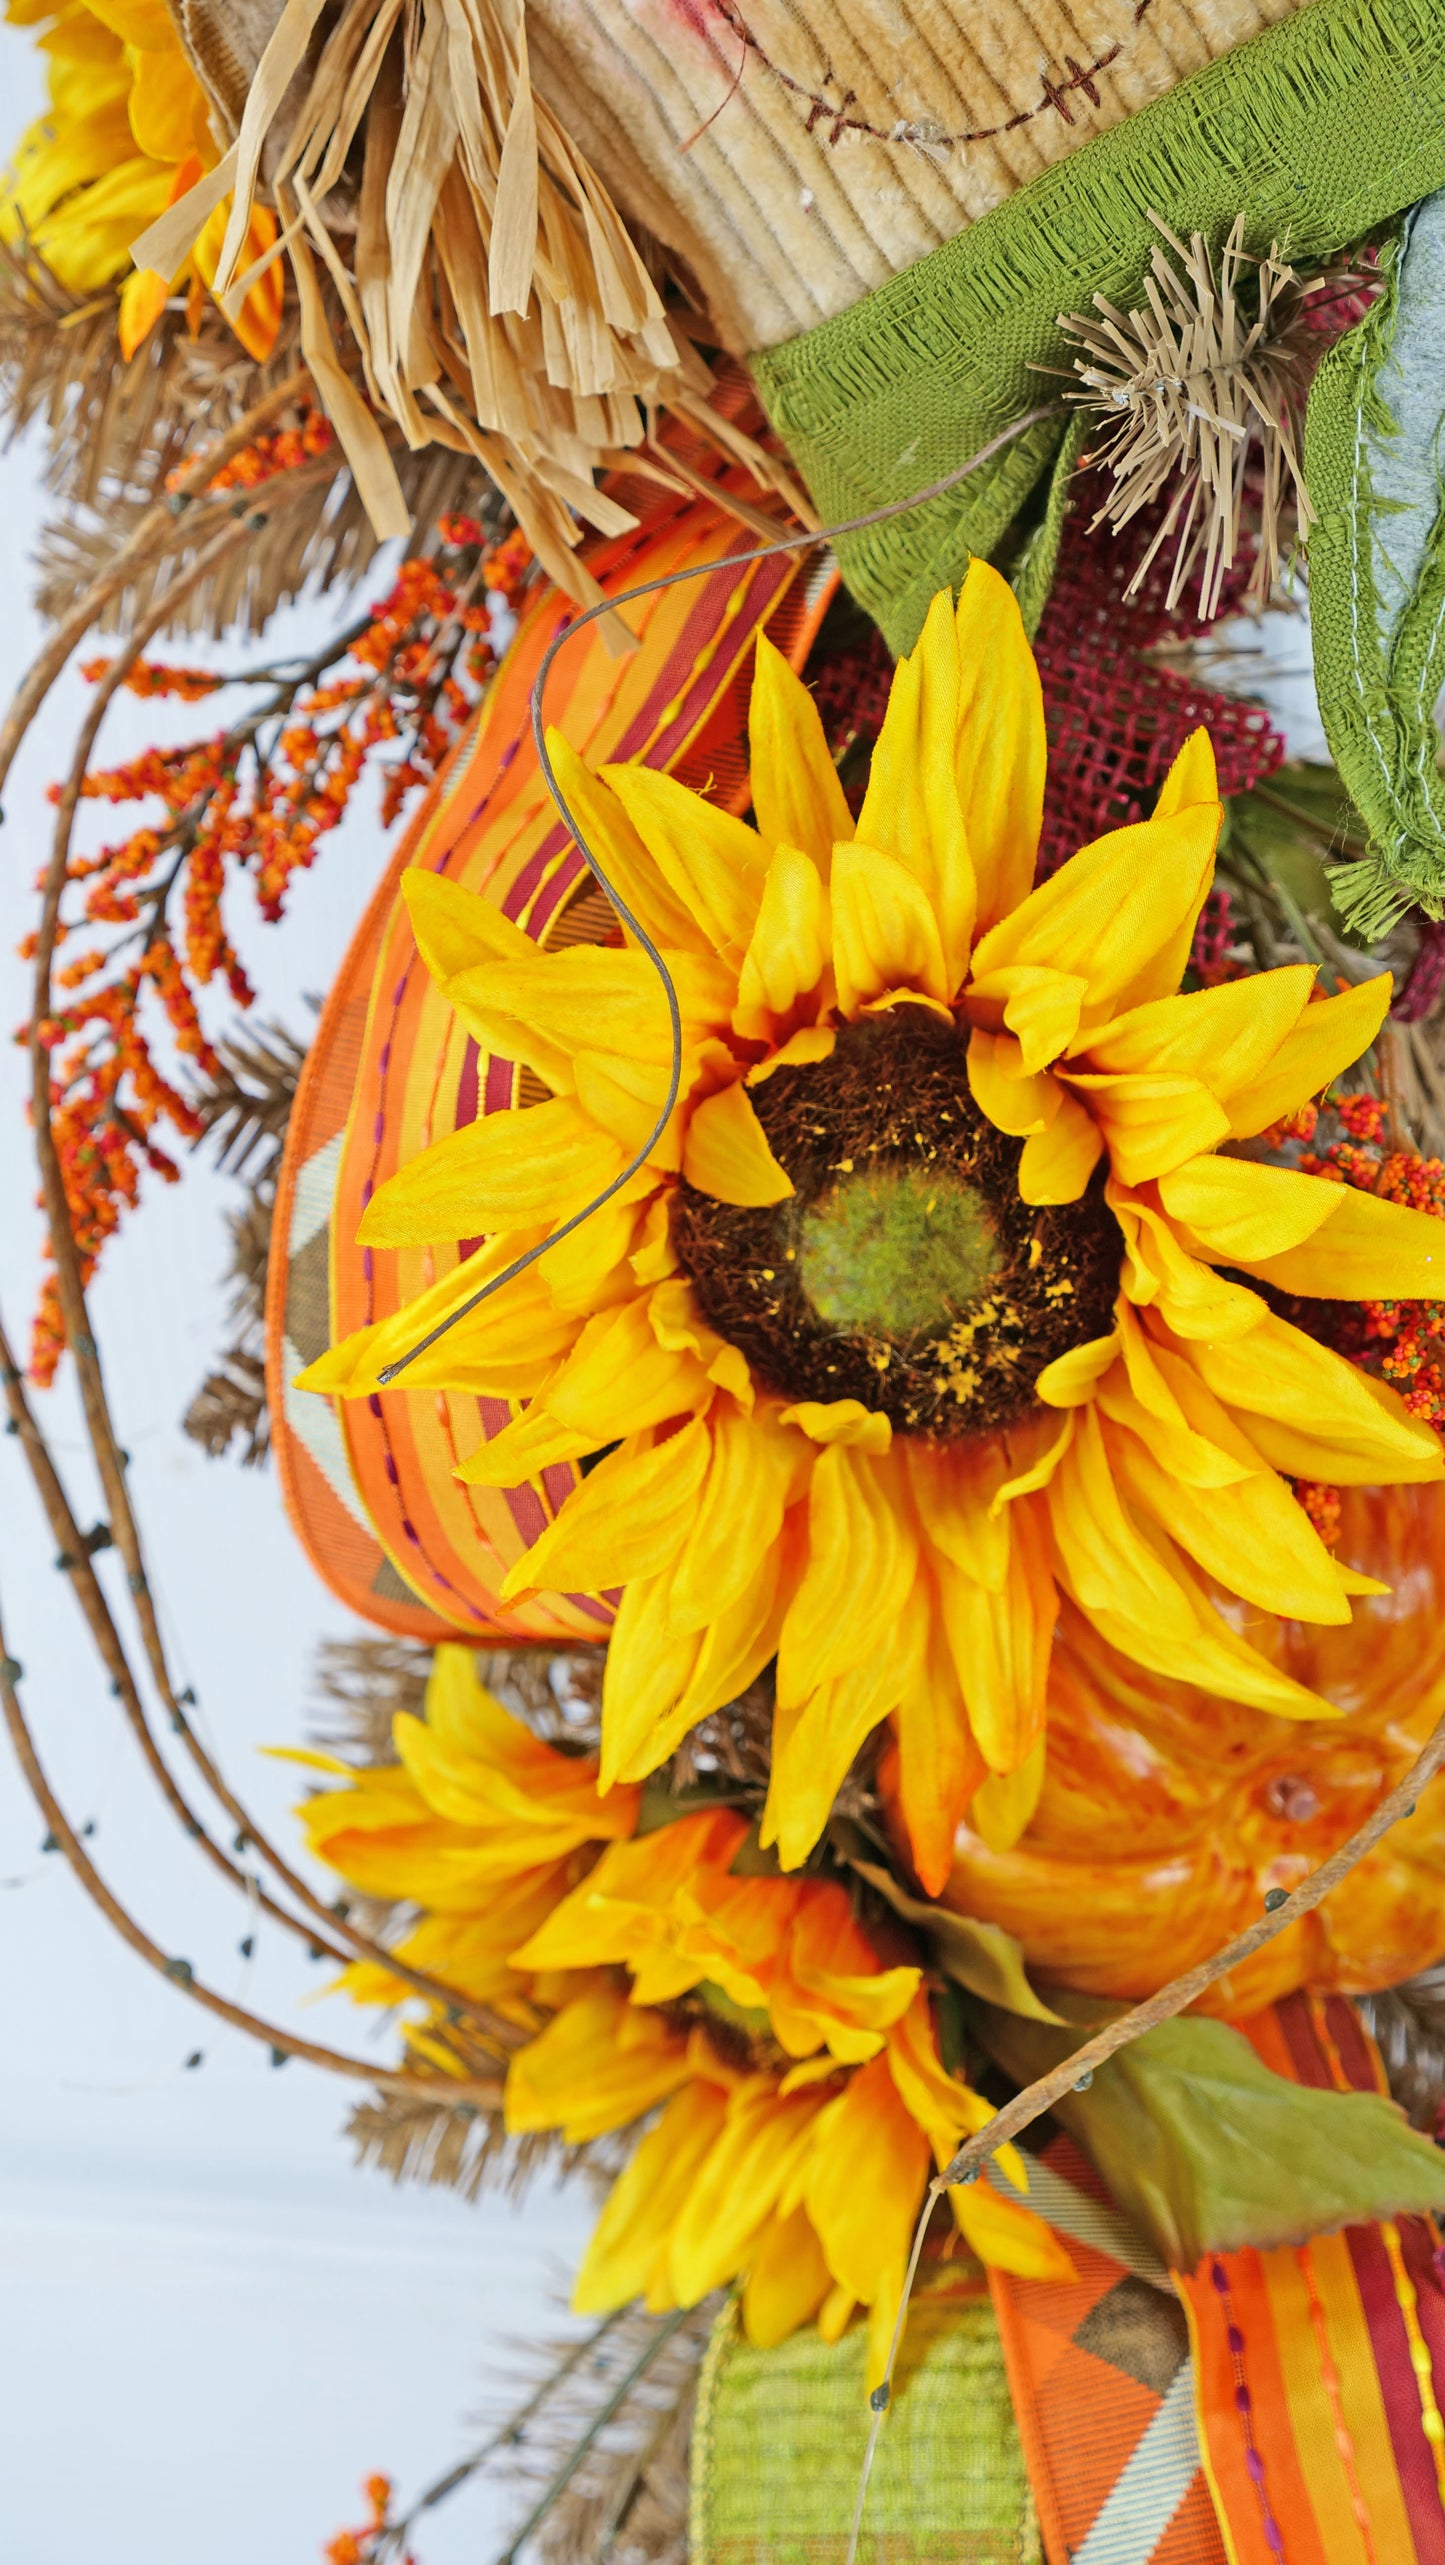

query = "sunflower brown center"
671;1010;1121;1441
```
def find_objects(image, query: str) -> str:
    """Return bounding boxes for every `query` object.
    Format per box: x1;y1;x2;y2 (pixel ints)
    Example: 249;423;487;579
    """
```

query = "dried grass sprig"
1057;213;1332;620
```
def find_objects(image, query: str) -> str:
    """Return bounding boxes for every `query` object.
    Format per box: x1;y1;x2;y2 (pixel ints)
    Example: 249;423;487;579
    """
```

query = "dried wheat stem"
494;2309;695;2565
0;367;310;806
372;2314;630;2562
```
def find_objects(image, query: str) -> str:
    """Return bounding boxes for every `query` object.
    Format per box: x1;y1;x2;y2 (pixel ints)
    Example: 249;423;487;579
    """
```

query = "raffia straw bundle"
1057;211;1319;621
135;0;804;614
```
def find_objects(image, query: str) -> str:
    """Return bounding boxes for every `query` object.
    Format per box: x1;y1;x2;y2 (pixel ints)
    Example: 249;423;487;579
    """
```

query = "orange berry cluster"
20;516;531;1382
323;2472;414;2565
1299;1093;1445;1434
166;405;337;497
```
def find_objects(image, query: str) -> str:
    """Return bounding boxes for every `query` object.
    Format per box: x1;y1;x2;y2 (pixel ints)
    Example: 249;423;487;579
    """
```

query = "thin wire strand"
375;404;1059;1383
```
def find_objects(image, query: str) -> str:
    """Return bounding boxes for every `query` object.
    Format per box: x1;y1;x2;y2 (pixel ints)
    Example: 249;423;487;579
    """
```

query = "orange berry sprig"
21;517;532;1384
324;2473;416;2565
165;404;338;500
1260;1089;1445;1542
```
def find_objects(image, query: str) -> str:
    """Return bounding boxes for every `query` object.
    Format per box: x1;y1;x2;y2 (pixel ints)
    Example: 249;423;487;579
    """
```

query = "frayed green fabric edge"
750;0;1445;655
1305;192;1445;936
1012;414;1091;640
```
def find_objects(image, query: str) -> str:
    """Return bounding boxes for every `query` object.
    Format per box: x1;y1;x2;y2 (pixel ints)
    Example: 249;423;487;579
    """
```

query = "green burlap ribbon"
689;2291;1040;2565
750;0;1445;659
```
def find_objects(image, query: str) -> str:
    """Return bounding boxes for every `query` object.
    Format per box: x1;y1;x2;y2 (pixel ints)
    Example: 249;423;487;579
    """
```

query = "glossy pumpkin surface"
940;1483;1445;2014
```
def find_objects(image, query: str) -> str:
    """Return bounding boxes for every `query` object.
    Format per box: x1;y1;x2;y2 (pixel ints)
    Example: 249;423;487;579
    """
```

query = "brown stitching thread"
703;0;1155;152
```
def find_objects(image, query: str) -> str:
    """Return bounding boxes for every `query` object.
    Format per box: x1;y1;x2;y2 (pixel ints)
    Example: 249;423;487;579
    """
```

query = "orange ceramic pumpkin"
940;1481;1445;2015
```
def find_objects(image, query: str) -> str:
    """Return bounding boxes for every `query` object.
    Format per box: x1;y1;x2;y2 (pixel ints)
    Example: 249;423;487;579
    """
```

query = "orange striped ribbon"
267;451;834;1639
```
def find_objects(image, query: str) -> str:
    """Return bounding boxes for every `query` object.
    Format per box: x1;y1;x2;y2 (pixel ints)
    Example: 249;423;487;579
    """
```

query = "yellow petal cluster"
305;564;1444;1895
283;1643;638;2015
3;0;280;359
509;1981;1073;2385
294;1645;1074;2371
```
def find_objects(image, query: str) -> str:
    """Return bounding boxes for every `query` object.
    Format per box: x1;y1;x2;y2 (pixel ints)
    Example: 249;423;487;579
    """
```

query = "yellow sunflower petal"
970;1743;1047;1853
1176;1310;1444;1486
505;1986;692;2142
1060;1069;1230;1186
886;1993;1026;2179
117;261;168;358
573;2078;730;2313
1156;1155;1343;1265
741;2203;833;2348
1107;1179;1270;1339
733;842;832;1044
1017;1086;1104;1204
442;948;692;1103
764;1633;917;1870
666;1398;807;1632
1104;1413;1352;1624
830;838;949;1013
969;800;1219;1032
747;1024;837;1083
1047;1405;1341;1721
453;1398;595;1487
599;1567;705;1788
1229;1181;1445;1303
803;2052;930;2313
126;41;205;160
682;1078;794;1205
603;762;769;959
658;1527;795;1750
1034;1331;1119;1408
857;589;975;990
297;1242;578;1402
748;631;853;870
966;1027;1055;1136
906;1435;1011;1589
403;864;535;982
358;1096;625;1247
557;1290;717;1438
965;963;1088;1074
952;2178;1078;2282
1227;975;1392;1138
1152;726;1220;820
777;1446;917;1701
954;559;1046;935
671;2081;828;2302
893;1581;986;1895
1078;965;1314;1085
498;1413;709;1599
780;1399;892;1451
937;1497;1057;1775
546;730;712;954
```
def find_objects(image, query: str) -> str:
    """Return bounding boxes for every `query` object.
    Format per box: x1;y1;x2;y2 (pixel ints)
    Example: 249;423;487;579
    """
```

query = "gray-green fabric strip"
1305;190;1445;932
750;0;1445;657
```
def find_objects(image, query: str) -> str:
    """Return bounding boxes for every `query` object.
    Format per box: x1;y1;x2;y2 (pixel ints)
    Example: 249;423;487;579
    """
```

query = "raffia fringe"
139;0;801;608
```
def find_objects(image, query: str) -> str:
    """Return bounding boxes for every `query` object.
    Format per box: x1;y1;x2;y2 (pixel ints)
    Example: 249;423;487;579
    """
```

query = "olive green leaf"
973;2002;1445;2270
849;1858;1064;2023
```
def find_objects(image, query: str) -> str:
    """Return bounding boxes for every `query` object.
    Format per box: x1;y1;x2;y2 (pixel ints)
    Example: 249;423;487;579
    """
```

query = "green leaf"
972;2004;1445;2270
849;1858;1064;2023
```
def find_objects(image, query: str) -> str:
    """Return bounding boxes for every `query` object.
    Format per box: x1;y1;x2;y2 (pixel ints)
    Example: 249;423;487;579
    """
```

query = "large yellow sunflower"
304;564;1445;1895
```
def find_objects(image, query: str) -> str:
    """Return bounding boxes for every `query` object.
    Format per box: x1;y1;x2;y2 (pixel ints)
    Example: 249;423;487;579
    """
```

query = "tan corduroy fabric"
525;0;1315;350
